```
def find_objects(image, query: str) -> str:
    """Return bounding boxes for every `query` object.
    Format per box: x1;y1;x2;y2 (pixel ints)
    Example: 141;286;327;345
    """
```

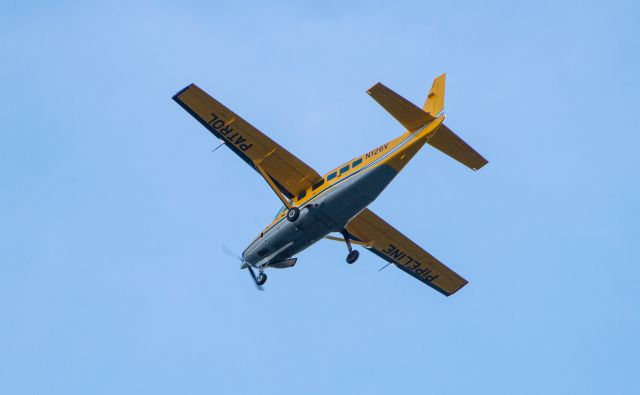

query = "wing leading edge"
346;209;468;296
173;84;322;200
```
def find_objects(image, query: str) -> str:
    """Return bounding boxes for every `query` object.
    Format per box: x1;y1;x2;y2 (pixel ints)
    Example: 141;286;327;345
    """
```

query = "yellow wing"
346;209;468;296
173;84;323;202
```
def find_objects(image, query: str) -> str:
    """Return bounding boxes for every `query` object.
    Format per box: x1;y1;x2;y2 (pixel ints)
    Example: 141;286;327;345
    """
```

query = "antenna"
378;262;393;272
211;139;225;152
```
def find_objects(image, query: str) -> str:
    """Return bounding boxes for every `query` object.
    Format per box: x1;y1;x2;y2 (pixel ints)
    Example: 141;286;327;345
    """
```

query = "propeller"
222;244;264;291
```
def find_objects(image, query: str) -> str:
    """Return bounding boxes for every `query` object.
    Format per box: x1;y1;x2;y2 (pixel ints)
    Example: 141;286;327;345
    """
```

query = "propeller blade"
222;244;242;261
222;244;264;291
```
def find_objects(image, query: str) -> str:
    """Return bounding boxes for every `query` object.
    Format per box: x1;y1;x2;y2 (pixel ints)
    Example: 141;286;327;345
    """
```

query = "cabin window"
352;158;363;167
327;172;337;181
312;179;325;190
297;190;307;200
340;165;350;174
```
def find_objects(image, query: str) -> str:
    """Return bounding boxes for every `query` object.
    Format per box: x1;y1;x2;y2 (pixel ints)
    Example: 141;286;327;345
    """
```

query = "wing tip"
172;83;196;101
444;279;469;297
366;82;383;95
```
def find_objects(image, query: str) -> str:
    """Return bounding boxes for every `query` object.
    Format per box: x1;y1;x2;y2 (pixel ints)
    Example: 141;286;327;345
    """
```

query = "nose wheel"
340;229;360;264
256;271;267;286
247;266;268;288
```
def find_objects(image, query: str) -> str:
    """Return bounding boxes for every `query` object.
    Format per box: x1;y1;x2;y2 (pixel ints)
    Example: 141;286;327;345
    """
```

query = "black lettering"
424;274;439;282
212;119;224;130
239;143;253;151
236;136;247;145
220;124;234;136
226;132;239;142
390;249;404;260
383;244;396;255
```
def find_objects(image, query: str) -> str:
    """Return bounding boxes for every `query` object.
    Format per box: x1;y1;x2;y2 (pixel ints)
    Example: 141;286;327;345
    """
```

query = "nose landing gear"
341;229;360;264
256;271;267;286
247;266;267;288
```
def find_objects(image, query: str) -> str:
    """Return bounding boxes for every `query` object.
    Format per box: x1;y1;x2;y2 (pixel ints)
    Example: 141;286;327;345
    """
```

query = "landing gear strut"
341;229;360;264
248;266;267;288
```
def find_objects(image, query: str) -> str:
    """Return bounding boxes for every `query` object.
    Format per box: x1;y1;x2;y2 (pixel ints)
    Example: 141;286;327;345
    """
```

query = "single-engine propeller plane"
173;74;487;296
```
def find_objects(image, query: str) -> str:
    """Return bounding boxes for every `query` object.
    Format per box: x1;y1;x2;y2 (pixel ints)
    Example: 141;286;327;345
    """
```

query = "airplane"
173;74;487;296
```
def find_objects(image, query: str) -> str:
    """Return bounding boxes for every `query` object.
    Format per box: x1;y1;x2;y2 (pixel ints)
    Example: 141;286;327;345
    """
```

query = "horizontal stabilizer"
428;124;488;171
367;83;434;132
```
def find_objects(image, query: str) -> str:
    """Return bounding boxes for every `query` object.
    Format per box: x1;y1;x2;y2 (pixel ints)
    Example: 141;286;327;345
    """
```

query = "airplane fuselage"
242;163;398;267
241;117;447;269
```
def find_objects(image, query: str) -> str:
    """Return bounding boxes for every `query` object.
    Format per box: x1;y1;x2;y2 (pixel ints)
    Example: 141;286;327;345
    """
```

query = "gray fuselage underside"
242;164;398;267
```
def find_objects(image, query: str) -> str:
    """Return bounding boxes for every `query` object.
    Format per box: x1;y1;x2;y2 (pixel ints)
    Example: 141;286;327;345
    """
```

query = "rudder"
423;73;446;116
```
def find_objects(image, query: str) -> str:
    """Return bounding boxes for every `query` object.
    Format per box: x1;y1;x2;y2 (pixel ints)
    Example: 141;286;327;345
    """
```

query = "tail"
367;74;488;171
423;73;446;116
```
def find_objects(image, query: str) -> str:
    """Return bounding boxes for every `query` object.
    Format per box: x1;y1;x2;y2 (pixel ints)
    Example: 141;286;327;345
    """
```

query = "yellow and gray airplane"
173;74;487;296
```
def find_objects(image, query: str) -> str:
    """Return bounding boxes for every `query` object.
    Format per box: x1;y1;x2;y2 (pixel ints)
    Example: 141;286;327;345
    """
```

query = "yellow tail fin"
423;73;446;116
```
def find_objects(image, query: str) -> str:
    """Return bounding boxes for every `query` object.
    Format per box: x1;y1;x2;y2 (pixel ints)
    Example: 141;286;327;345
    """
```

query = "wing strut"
325;235;371;246
255;164;292;209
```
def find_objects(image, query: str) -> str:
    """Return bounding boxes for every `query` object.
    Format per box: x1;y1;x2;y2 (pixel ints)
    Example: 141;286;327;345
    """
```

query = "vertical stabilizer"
423;73;446;116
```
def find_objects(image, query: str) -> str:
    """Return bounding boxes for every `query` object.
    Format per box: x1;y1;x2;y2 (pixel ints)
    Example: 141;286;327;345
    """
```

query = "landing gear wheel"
286;207;300;222
346;250;360;264
256;272;267;286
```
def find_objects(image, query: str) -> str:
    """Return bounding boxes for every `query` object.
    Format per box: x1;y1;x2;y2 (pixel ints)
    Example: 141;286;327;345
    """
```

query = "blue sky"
1;0;639;393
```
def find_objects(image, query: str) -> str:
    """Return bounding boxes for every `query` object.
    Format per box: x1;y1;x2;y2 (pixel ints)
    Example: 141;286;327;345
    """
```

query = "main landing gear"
287;207;300;222
341;229;360;264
